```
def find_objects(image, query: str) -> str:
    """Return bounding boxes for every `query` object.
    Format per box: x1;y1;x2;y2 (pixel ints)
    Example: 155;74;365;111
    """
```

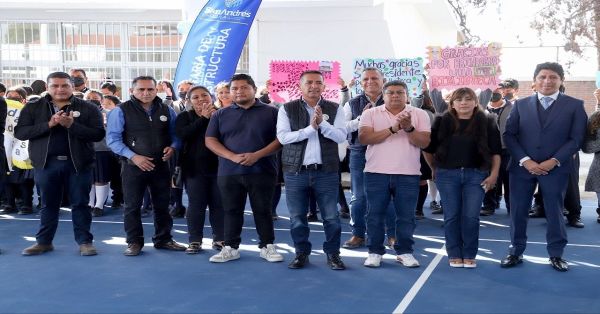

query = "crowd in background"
1;62;599;272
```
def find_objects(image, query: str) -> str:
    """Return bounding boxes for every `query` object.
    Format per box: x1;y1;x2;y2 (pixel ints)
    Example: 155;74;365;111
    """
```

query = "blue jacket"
503;93;587;175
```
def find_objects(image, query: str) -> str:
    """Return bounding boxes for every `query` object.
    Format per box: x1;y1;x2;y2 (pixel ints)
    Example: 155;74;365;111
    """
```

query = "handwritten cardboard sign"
426;43;502;90
269;60;341;104
352;58;424;97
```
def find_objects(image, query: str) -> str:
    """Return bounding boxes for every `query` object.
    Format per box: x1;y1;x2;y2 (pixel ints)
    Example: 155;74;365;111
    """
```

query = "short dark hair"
103;95;121;105
187;85;211;98
382;80;408;93
31;79;47;95
533;62;564;81
229;73;256;90
0;83;6;93
20;85;33;96
7;87;27;100
69;68;87;78
100;81;118;94
362;67;384;77
299;70;323;82
132;76;157;87
499;78;519;89
47;71;73;84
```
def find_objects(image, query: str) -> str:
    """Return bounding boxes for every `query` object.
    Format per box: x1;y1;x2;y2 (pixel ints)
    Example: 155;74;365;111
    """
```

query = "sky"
464;0;597;78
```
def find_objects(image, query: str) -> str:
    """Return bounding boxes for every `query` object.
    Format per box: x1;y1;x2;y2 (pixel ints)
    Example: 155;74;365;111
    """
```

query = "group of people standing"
3;60;599;273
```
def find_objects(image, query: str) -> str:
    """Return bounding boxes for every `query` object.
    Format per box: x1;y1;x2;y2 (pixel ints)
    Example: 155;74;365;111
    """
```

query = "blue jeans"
34;159;93;245
284;169;341;254
435;168;487;259
349;150;396;238
365;173;419;255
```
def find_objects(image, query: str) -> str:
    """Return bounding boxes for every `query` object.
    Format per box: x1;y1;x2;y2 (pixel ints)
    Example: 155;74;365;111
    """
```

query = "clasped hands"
230;152;260;166
389;111;413;133
523;159;558;176
48;110;75;128
310;105;324;130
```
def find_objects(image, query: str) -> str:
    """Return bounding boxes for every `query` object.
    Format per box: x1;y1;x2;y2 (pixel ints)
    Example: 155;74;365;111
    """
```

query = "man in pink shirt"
358;81;431;268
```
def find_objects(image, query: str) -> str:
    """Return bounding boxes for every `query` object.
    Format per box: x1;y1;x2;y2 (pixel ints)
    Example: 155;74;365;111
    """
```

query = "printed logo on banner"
225;0;243;8
426;42;502;91
352;58;424;98
174;0;262;92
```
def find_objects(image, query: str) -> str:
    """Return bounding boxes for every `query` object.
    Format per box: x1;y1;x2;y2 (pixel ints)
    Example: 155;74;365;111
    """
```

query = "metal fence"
0;20;249;96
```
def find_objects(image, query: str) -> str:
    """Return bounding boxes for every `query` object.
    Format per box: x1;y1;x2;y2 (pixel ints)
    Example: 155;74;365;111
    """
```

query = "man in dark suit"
501;62;587;272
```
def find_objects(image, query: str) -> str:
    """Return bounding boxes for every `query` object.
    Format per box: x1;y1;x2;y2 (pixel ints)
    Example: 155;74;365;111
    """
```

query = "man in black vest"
277;70;348;270
106;76;186;256
342;67;396;249
15;71;105;256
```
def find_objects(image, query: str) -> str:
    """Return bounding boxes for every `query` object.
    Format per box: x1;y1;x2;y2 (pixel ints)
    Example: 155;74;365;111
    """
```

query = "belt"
300;164;322;170
55;155;69;161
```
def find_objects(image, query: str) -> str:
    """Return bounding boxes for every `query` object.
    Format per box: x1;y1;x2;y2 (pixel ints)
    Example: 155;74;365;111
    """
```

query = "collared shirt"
206;99;279;176
343;94;382;133
359;105;431;175
536;91;560;105
277;97;347;165
106;99;180;159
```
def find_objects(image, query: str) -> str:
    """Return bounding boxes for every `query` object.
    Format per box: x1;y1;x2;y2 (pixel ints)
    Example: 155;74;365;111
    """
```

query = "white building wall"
250;0;459;83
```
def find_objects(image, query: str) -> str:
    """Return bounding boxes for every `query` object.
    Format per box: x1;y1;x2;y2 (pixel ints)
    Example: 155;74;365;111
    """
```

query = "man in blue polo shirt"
205;73;284;263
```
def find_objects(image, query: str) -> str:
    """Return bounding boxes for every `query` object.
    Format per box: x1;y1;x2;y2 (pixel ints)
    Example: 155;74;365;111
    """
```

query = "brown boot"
79;243;98;256
22;243;54;256
342;236;365;249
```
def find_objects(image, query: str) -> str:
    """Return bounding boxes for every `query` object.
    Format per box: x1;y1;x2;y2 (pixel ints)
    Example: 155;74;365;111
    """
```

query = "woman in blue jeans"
423;87;501;268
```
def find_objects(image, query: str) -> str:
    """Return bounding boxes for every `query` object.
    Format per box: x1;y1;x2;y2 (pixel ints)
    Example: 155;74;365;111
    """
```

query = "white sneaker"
397;253;420;268
209;246;240;263
260;244;284;262
363;253;382;268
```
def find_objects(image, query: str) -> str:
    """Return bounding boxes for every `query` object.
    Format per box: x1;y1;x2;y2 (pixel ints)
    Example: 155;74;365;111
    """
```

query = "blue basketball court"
1;190;599;313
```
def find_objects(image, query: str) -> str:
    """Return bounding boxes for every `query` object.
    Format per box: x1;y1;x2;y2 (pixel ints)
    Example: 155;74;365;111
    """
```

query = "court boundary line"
393;244;445;314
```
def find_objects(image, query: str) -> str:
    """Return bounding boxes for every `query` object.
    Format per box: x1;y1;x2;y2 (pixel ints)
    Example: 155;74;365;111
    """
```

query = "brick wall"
516;80;599;115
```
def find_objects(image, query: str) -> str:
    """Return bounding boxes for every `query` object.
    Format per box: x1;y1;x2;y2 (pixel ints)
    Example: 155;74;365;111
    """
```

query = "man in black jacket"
15;72;105;256
106;76;185;256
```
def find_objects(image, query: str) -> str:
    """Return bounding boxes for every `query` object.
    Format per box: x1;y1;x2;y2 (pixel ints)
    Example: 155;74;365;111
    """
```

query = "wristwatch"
404;126;415;133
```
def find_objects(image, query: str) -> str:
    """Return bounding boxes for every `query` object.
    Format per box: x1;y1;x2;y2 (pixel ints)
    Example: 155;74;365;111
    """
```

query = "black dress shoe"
288;253;309;269
326;253;346;270
500;255;523;268
567;217;584;228
549;257;569;272
154;240;186;251
124;243;143;256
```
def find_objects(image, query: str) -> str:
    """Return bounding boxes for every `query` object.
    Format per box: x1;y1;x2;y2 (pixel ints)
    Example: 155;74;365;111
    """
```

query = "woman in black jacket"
423;87;501;268
175;85;224;254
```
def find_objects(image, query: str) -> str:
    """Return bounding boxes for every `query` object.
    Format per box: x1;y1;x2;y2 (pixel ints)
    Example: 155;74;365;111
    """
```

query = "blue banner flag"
174;0;262;91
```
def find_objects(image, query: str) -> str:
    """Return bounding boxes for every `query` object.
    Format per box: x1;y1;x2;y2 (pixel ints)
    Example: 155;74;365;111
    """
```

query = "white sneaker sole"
209;255;240;263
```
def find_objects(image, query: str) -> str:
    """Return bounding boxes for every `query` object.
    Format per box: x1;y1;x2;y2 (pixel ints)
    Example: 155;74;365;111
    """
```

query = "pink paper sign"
427;43;502;90
269;60;341;104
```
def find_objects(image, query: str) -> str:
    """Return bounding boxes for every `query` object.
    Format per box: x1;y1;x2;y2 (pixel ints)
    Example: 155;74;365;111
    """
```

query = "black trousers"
217;173;276;249
483;149;511;211
122;161;173;246
185;173;224;243
109;153;123;205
